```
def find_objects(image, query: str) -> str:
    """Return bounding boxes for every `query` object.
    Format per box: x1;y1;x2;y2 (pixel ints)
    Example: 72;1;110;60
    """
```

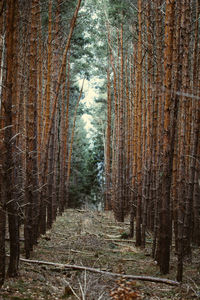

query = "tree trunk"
105;64;112;210
3;0;20;277
116;24;125;222
24;0;39;258
153;0;164;261
0;1;6;287
66;80;84;197
159;0;175;275
135;0;143;246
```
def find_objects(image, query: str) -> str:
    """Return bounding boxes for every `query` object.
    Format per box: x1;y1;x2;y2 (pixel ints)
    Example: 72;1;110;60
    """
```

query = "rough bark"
24;0;39;259
159;0;175;275
3;0;20;277
135;0;142;246
105;64;112;211
116;24;125;222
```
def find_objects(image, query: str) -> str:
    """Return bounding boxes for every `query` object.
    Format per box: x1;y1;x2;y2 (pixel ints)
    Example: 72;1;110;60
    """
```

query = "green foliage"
66;0;137;208
68;116;104;208
108;0;130;24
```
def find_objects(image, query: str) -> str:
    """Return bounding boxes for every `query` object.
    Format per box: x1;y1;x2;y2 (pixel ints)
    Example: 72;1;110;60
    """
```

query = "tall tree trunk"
24;0;39;258
130;45;137;238
180;0;192;261
192;5;200;243
141;1;153;248
116;24;125;222
159;0;175;274
45;0;53;229
0;1;6;287
171;0;182;256
152;0;164;260
185;0;200;250
60;58;69;213
3;0;20;277
39;0;53;235
105;64;112;210
135;0;143;246
52;0;62;218
125;55;131;217
66;80;84;200
107;23;118;212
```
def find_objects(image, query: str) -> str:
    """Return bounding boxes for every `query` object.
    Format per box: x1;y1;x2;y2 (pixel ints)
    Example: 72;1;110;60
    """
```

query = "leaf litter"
1;209;200;299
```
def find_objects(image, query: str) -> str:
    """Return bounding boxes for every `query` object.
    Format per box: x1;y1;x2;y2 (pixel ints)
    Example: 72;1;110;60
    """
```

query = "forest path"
1;210;198;299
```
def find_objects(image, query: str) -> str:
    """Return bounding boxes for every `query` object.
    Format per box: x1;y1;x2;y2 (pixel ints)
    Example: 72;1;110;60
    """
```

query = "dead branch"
121;258;138;262
105;238;134;243
18;257;180;286
70;249;93;256
105;238;152;244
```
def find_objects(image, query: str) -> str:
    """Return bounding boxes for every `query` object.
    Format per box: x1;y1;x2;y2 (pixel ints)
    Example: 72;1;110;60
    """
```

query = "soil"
0;209;200;299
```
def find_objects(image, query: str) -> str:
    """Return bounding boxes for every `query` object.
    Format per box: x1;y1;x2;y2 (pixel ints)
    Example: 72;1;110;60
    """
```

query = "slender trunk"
39;0;53;235
125;55;131;215
0;33;6;283
107;24;118;212
192;17;200;244
141;1;153;248
24;0;39;258
105;64;112;210
171;0;182;255
47;125;55;230
159;0;175;274
116;24;125;222
3;0;20;277
37;5;43;178
153;0;164;261
60;57;69;213
66;80;84;201
135;0;142;246
45;0;53;226
184;0;199;251
130;45;137;237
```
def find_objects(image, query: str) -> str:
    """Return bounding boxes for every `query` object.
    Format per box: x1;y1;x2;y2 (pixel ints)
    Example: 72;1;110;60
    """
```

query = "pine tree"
159;0;175;275
2;0;20;277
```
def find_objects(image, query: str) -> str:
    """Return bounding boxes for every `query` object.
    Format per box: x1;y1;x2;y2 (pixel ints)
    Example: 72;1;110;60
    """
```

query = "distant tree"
105;65;112;210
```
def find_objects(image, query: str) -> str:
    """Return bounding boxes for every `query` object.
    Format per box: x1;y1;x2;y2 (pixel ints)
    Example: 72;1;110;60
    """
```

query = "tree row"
104;0;199;281
0;0;83;286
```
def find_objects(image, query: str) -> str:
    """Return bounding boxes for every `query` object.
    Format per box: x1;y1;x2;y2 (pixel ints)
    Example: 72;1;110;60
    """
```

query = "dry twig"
18;257;180;286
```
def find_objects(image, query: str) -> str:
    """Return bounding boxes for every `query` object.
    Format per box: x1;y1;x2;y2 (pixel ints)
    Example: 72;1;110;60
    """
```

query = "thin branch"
17;257;180;286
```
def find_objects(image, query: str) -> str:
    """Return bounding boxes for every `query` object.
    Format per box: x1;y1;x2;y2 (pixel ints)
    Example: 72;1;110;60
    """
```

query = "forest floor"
1;209;200;299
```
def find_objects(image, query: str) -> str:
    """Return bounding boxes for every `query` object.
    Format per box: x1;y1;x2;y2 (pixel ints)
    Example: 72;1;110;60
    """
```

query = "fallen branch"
70;249;93;256
105;238;153;244
105;238;134;243
105;239;176;248
18;257;180;286
121;258;138;262
104;225;127;230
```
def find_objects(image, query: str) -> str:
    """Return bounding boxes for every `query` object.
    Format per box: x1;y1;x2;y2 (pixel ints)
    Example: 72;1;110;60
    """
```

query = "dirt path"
1;209;199;299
